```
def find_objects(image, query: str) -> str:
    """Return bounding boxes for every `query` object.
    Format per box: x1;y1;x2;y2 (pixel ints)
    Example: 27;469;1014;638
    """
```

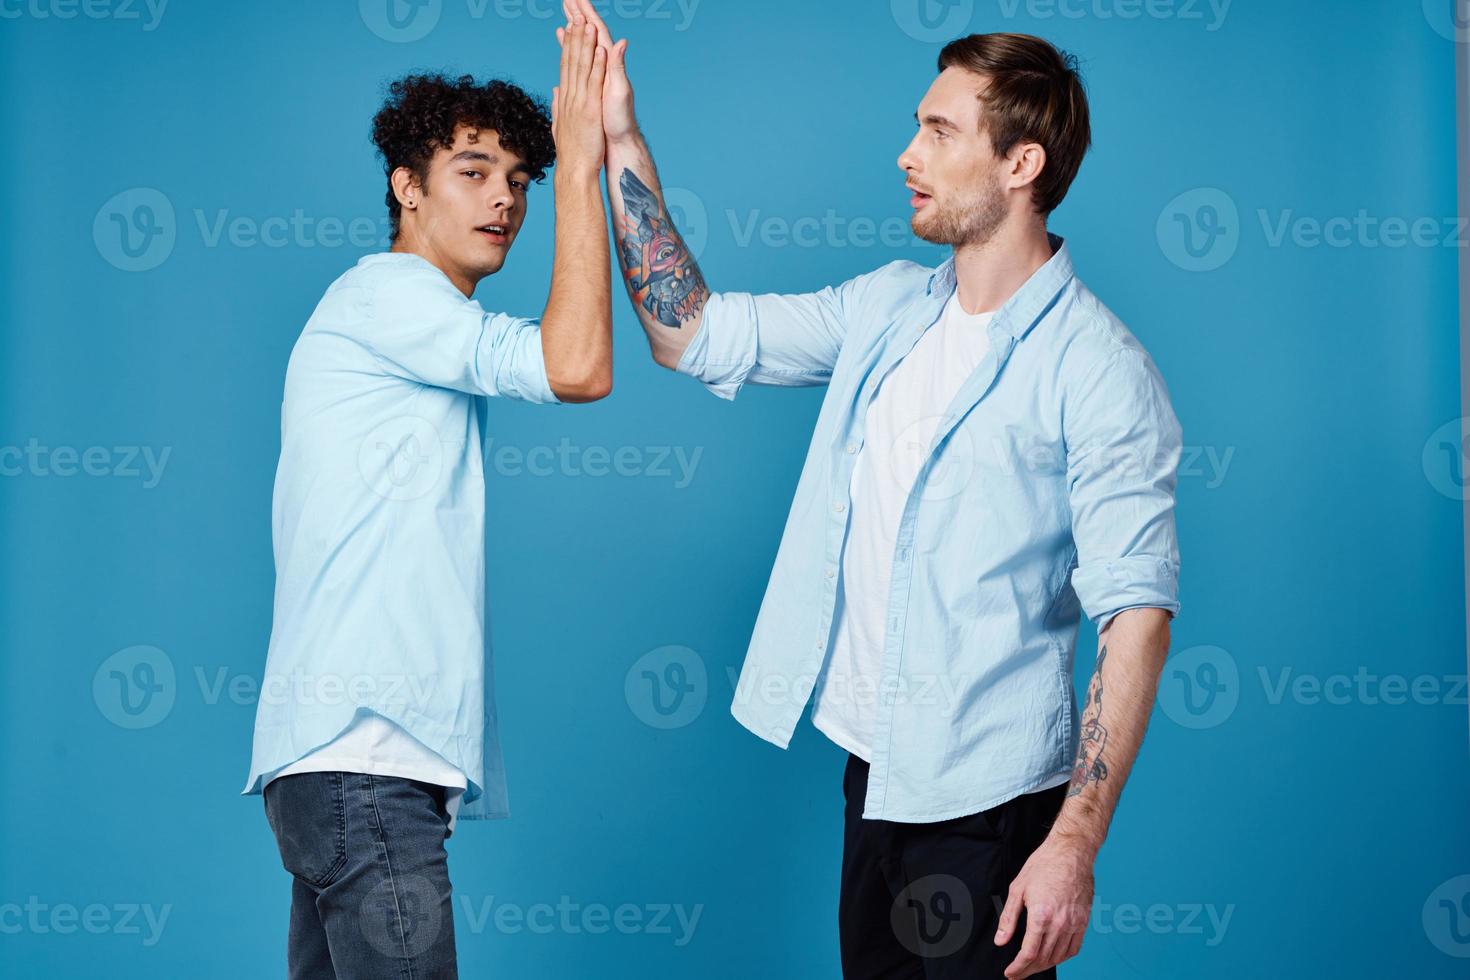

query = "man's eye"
510;180;527;191
462;170;483;179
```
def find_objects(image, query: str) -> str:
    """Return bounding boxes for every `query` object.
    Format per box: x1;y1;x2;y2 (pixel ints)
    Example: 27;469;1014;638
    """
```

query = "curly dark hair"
370;72;555;241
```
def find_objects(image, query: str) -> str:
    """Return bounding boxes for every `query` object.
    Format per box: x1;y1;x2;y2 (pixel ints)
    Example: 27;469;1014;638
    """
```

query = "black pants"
839;755;1068;979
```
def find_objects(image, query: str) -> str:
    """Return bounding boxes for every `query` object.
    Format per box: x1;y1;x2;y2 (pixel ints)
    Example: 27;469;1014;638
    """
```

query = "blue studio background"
2;0;1468;976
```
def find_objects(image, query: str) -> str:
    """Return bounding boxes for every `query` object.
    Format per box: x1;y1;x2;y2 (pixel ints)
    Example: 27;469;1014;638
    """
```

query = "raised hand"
557;0;637;143
550;13;608;177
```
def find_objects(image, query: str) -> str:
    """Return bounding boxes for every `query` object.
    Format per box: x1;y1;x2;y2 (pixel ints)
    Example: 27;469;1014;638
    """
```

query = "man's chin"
911;213;952;246
471;249;509;277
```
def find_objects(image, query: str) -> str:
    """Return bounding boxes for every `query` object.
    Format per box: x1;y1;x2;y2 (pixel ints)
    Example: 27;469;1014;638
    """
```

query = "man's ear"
390;166;422;210
1006;141;1047;193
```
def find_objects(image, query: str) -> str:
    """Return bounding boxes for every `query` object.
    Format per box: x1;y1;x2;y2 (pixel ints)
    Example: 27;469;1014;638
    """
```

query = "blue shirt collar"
926;232;1074;341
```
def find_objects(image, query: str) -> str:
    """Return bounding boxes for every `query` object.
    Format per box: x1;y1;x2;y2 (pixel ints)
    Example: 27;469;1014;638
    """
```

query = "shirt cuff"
1073;556;1180;632
523;327;563;405
674;292;756;401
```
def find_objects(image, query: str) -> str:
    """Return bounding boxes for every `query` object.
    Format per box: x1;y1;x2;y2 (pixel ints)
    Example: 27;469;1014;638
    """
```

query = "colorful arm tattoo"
616;169;708;329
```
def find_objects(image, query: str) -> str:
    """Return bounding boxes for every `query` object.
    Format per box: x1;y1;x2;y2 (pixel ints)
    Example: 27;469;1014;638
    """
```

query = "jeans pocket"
263;771;347;887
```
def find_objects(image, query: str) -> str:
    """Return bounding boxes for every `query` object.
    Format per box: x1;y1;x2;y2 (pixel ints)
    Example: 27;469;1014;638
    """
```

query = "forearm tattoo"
1068;643;1110;798
616;169;708;328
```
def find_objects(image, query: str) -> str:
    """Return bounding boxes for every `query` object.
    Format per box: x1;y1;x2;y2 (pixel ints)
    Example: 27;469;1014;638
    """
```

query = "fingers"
572;0;614;50
1004;915;1046;980
610;37;628;74
566;16;588;102
589;37;607;93
550;85;559;127
1035;914;1068;975
573;19;601;100
995;886;1022;946
557;17;570;97
566;17;581;100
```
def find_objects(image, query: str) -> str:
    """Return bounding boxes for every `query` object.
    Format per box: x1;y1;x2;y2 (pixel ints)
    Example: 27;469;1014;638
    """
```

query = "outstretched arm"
561;0;856;397
541;11;614;402
558;0;707;370
608;136;709;369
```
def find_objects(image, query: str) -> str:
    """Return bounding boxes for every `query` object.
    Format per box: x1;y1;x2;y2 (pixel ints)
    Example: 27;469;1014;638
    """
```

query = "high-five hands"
550;11;608;177
555;0;637;144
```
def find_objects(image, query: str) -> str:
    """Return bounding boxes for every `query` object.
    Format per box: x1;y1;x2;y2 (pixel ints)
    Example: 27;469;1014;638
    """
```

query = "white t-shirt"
813;291;996;762
264;713;468;836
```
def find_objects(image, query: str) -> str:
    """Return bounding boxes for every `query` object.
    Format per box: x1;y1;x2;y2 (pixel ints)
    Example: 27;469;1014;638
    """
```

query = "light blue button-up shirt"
242;251;560;821
677;236;1182;822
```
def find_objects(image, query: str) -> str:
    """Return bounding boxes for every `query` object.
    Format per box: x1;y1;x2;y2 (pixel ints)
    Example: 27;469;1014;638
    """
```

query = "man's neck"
950;219;1056;315
391;236;477;298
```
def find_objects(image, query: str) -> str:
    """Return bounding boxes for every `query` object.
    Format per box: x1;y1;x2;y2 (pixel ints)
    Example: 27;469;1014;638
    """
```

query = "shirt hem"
861;768;1074;824
810;713;871;763
730;700;794;750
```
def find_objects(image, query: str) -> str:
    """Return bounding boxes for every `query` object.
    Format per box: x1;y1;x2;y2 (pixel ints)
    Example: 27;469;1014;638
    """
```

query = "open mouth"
476;223;510;244
908;187;933;209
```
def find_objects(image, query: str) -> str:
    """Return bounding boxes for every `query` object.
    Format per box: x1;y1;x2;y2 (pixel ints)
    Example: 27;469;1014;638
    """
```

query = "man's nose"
897;136;922;174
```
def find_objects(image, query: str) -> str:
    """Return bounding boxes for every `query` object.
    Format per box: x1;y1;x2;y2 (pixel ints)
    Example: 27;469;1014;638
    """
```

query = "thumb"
611;37;628;73
995;885;1023;945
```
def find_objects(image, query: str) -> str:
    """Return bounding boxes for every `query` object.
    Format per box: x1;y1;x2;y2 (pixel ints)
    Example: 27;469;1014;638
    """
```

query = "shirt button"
834;502;846;513
825;568;835;579
846;444;857;454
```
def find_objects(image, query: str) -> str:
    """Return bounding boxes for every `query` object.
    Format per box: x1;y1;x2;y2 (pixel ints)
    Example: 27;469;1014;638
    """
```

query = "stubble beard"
912;172;1007;248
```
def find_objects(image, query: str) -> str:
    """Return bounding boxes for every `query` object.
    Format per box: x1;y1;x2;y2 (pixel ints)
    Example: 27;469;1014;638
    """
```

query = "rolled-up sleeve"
364;266;560;404
675;279;855;401
1064;345;1182;632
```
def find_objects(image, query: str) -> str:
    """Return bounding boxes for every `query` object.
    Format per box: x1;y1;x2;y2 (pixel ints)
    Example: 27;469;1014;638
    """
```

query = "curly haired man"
242;17;613;978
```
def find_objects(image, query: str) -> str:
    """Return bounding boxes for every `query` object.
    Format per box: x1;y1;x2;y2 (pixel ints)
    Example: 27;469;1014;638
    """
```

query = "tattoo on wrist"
616;169;708;329
1068;643;1110;798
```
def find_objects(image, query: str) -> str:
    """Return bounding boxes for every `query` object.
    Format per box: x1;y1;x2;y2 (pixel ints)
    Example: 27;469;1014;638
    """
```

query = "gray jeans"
263;771;458;979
